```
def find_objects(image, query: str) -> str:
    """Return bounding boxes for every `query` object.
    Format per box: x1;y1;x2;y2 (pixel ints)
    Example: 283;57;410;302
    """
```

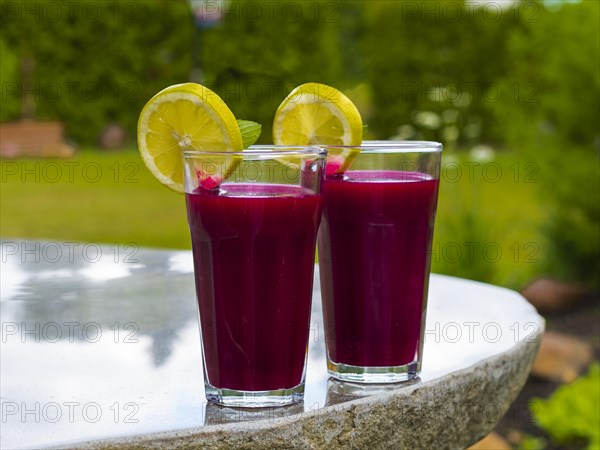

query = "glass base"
325;377;422;405
327;359;419;383
204;402;304;425
205;382;305;408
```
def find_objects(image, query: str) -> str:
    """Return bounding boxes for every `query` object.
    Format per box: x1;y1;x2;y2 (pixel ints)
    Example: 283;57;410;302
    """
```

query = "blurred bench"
0;120;75;158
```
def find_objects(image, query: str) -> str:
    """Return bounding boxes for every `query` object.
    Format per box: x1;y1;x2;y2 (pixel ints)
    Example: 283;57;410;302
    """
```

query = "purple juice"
318;170;439;368
186;184;322;392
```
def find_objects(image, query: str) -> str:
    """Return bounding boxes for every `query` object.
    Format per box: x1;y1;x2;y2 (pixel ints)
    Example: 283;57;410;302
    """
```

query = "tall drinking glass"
184;146;326;407
318;141;442;383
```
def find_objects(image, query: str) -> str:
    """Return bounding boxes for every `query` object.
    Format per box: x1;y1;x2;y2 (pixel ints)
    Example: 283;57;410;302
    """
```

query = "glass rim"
327;140;442;153
183;145;327;158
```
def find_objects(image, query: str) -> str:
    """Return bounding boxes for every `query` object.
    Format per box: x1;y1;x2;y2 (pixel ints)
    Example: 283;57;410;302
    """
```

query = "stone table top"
0;241;543;449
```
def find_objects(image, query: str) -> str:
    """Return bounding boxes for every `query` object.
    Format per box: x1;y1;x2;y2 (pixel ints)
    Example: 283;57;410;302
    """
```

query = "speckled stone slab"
0;243;543;449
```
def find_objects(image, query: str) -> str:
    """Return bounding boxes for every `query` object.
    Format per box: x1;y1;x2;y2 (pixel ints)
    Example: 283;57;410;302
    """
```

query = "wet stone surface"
0;242;543;449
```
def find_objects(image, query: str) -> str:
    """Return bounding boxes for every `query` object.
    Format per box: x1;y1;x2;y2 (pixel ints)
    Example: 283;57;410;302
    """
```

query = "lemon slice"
272;82;363;175
137;83;243;193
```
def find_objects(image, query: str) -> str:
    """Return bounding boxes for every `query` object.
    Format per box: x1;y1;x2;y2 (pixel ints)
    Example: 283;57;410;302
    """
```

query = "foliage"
434;188;500;284
539;147;600;288
0;0;193;145
199;0;348;142
490;1;600;287
518;434;546;450
0;0;536;147
1;0;597;151
530;364;600;449
491;1;600;151
363;1;521;144
0;36;20;121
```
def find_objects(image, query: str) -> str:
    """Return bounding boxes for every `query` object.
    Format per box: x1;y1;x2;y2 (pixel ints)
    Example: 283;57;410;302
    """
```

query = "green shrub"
0;0;357;145
491;1;600;287
518;434;546;450
0;35;20;121
530;364;600;449
539;147;600;288
1;0;534;148
198;0;349;143
491;1;600;150
362;1;521;144
0;0;193;145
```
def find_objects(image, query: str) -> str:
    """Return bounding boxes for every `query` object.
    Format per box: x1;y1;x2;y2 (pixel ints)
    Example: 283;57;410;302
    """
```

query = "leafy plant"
200;0;349;143
489;1;600;288
530;364;600;449
0;36;20;121
518;434;546;450
539;147;600;288
491;1;600;151
0;0;194;144
363;1;521;144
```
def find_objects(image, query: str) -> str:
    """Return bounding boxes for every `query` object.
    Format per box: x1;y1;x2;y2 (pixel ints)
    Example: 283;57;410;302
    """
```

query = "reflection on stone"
168;253;194;274
149;327;180;366
325;378;422;406
204;402;304;426
0;242;197;367
1;241;544;449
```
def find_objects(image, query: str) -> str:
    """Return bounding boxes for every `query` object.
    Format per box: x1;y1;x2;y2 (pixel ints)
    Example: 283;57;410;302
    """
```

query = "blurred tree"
363;0;520;144
199;0;348;142
0;36;21;121
491;0;600;287
0;0;193;145
0;0;597;158
491;0;599;150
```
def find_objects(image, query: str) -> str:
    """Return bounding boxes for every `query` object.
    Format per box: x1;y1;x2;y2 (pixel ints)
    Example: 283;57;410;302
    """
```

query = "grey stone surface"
0;242;543;449
75;337;540;450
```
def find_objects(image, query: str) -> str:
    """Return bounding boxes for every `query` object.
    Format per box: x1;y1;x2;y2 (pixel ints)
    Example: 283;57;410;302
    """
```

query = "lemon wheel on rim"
273;82;363;175
137;83;243;193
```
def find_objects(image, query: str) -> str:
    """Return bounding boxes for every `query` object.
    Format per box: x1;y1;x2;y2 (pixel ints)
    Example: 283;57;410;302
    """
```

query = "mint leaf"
237;120;262;148
362;124;368;139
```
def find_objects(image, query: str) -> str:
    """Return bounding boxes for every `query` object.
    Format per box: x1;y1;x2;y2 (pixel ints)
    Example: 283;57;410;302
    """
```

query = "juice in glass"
318;142;442;383
184;147;325;406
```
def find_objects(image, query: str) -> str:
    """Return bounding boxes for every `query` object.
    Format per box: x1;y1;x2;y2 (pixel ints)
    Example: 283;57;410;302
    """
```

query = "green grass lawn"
0;149;546;289
0;149;190;249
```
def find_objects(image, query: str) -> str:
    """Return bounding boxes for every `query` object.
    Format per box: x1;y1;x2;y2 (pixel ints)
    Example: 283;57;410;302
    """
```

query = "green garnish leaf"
362;124;368;139
237;120;262;148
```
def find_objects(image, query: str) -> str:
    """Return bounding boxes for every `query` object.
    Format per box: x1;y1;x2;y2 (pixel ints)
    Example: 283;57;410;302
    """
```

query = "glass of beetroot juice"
318;141;442;383
183;146;326;407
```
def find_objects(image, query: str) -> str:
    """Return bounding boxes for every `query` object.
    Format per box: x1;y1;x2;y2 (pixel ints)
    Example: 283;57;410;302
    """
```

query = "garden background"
0;1;598;448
